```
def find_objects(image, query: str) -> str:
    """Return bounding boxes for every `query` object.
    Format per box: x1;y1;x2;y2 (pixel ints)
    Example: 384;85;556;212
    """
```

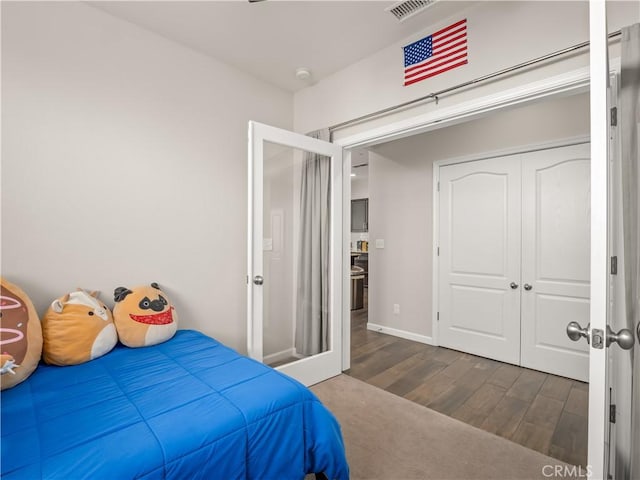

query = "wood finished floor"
345;296;589;467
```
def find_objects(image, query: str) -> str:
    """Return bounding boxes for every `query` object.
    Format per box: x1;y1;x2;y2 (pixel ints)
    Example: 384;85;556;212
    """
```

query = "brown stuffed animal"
113;283;178;348
0;278;43;390
42;289;118;366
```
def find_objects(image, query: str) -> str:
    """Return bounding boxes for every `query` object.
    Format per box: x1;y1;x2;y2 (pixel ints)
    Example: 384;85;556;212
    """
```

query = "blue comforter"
1;330;349;480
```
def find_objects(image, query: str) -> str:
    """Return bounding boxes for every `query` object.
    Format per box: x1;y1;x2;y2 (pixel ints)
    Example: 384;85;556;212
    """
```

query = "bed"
1;329;349;480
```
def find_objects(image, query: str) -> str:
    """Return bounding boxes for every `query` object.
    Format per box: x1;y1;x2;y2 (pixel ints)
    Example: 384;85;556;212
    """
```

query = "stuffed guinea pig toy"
42;289;118;366
0;277;43;390
112;283;177;348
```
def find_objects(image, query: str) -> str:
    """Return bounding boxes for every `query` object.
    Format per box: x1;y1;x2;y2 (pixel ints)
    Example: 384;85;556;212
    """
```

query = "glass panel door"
248;121;343;386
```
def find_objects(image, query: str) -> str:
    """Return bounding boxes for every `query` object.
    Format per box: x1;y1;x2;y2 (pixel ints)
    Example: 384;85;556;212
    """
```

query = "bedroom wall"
1;2;293;352
366;92;590;341
294;1;638;137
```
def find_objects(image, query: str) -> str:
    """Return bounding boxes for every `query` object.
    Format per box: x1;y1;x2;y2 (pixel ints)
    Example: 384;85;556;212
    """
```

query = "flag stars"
404;37;433;67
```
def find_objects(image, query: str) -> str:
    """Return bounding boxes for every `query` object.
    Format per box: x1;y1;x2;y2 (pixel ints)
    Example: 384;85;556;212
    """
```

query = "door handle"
253;275;264;286
510;282;519;289
567;322;635;350
606;325;634;350
566;321;590;344
524;284;533;291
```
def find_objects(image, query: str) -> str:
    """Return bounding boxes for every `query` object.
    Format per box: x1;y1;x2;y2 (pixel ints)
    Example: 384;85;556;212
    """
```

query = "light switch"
263;238;273;251
375;239;385;249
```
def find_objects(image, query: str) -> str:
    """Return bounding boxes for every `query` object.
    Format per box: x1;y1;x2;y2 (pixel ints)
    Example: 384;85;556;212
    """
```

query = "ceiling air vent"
387;0;437;22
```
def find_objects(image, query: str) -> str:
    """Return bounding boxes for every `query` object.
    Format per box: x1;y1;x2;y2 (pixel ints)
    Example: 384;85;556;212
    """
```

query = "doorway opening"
350;150;370;318
344;90;591;466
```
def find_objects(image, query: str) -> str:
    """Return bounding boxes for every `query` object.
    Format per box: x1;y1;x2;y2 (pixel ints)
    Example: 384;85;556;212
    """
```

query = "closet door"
520;143;590;381
438;155;521;365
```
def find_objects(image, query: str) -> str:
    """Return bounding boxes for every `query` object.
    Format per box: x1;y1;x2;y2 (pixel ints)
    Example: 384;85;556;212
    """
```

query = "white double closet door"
438;143;590;382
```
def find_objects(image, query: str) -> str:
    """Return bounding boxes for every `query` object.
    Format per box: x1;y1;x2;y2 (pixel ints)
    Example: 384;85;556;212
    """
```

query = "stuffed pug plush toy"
0;277;43;390
42;289;118;366
113;283;178;348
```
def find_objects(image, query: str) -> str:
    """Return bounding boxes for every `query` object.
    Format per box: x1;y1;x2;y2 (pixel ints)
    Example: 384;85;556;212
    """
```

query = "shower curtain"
295;129;331;356
621;23;640;480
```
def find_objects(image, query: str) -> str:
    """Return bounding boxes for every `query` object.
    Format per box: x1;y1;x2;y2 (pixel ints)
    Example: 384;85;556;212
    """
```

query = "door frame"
430;136;590;348
587;2;609;475
606;70;631;478
335;63;611;370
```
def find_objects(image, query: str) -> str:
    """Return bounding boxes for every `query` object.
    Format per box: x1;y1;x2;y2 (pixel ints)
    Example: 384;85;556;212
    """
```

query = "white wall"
351;176;369;200
294;1;638;137
1;2;293;352
367;92;590;339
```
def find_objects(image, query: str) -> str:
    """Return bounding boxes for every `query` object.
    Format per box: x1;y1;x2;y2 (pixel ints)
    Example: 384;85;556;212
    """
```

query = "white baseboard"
367;322;435;346
264;347;298;364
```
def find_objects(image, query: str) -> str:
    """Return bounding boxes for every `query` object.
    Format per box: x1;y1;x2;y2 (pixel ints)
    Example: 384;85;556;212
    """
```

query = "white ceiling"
91;0;475;92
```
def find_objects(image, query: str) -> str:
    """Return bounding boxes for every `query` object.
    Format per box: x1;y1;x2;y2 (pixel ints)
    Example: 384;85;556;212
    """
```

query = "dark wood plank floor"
346;296;588;467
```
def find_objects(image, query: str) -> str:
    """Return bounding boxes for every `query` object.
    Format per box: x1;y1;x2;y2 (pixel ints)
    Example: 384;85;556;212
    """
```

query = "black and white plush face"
113;283;178;347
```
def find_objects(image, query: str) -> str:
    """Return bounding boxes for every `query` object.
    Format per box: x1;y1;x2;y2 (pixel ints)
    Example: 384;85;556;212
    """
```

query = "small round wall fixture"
295;67;312;81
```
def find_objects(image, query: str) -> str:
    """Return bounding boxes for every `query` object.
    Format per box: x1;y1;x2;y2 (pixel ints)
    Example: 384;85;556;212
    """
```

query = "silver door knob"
524;284;533;291
510;282;519;289
567;321;590;344
606;325;634;350
253;275;264;285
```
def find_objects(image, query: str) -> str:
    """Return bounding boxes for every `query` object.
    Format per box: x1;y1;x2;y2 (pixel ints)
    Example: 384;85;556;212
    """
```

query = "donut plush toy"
113;283;178;348
0;277;43;390
42;289;118;366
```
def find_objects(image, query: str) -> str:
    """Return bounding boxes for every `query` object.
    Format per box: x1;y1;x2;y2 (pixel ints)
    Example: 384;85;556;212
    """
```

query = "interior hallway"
345;294;589;467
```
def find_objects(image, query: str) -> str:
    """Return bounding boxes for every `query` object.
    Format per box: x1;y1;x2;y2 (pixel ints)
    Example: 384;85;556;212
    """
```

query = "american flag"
403;19;468;86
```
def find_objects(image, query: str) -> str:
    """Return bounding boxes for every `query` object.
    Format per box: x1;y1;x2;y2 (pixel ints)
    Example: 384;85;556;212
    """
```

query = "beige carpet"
311;375;577;480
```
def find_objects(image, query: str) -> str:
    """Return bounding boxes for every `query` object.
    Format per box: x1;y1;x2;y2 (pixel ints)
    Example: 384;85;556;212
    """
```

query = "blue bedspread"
1;330;349;480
